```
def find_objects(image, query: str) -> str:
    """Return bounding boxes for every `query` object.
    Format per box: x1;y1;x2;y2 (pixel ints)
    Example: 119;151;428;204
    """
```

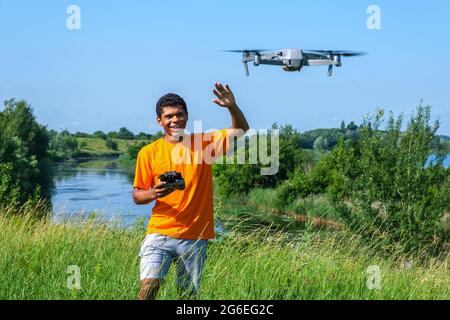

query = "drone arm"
305;59;337;66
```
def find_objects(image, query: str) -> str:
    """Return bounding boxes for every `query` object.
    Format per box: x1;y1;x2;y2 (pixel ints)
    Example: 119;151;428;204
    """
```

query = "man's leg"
175;239;208;299
139;278;163;300
139;234;172;300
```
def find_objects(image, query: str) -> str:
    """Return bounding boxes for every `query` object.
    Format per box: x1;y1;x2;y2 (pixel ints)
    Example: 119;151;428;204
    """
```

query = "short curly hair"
156;93;188;118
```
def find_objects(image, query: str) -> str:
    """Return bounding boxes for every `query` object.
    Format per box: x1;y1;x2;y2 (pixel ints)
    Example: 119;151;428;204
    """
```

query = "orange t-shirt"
133;129;228;240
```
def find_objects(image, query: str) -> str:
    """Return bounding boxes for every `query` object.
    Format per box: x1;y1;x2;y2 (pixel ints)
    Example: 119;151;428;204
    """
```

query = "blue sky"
1;0;449;134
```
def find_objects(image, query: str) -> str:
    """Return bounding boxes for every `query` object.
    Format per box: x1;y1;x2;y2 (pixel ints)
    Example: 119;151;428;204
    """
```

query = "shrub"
0;164;20;207
213;125;304;197
274;153;336;210
105;139;118;151
275;168;312;209
329;105;450;253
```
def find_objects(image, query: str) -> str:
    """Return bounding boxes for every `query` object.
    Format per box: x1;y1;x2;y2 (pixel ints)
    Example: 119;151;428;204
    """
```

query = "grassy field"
1;204;448;300
76;137;146;157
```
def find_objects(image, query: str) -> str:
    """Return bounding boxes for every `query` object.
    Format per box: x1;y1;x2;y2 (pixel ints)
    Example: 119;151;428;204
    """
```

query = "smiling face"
157;105;188;141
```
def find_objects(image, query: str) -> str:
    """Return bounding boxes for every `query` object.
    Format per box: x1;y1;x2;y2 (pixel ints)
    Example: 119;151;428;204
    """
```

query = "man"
133;82;249;300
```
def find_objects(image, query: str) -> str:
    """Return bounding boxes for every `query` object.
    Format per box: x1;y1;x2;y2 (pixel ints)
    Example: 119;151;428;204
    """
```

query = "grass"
245;188;343;226
1;204;449;300
76;137;147;157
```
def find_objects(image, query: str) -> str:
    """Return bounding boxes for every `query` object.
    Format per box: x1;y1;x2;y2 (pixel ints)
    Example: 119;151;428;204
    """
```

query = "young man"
133;82;249;300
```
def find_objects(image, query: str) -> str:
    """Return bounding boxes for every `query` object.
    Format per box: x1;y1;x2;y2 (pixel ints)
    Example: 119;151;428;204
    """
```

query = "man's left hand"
212;82;236;108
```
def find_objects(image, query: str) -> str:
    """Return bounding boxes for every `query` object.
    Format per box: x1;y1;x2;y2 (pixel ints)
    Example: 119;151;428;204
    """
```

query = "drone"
225;48;365;77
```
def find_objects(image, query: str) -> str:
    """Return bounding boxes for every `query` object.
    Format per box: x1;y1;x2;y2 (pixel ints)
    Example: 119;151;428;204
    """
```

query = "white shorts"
139;233;208;292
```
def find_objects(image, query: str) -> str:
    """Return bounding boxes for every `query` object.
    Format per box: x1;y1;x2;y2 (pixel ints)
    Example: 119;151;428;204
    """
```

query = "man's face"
157;105;188;138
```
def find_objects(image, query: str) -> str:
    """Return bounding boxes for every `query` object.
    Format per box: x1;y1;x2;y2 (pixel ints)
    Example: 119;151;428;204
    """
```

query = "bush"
329;105;450;253
105;139;118;151
48;130;82;158
213;125;304;197
274;153;336;210
275;168;312;208
0;164;20;207
79;141;88;149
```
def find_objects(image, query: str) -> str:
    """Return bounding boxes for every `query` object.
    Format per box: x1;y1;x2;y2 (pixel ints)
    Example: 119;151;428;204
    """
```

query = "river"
51;160;153;228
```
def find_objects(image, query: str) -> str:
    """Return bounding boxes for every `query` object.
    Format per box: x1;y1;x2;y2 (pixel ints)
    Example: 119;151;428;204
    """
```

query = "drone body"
226;48;364;77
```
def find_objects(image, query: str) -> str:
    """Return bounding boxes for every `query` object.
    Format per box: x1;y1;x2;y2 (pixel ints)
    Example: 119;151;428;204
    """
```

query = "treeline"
214;105;450;254
67;127;160;141
296;120;449;151
0;99;161;207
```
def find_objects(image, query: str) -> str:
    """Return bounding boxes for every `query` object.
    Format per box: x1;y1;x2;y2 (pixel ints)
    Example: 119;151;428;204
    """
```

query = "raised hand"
212;82;236;108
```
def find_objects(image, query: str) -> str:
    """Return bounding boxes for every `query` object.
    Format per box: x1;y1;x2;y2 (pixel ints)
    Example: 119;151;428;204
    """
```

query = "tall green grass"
246;188;341;222
1;205;448;300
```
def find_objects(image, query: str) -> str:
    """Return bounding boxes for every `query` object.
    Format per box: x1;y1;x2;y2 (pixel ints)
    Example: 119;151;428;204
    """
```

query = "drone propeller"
304;50;366;57
223;49;271;54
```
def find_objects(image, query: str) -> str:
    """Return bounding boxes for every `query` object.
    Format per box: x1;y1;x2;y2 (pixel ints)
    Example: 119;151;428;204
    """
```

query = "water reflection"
52;161;152;228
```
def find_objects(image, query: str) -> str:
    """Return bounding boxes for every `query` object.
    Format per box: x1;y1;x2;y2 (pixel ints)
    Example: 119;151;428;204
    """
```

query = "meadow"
75;137;146;157
1;203;448;300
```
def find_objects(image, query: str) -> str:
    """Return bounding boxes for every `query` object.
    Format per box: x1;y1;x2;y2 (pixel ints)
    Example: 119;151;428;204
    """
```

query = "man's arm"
133;182;175;205
212;82;249;137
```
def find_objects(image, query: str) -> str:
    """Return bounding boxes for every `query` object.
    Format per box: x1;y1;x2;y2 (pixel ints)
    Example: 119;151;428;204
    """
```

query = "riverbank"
50;137;147;163
1;204;449;300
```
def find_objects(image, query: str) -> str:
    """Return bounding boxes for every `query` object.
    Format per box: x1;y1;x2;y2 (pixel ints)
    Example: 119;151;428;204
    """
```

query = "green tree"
105;139;118;151
74;132;89;138
0;99;52;207
340;121;346;133
117;127;134;140
329;105;450;253
313;136;325;150
346;121;358;131
213;125;304;196
135;132;151;140
107;131;118;139
59;134;79;154
93;131;107;140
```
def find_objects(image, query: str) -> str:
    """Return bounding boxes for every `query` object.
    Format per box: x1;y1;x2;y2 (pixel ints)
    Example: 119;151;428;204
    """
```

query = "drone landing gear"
328;65;333;77
243;62;249;76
